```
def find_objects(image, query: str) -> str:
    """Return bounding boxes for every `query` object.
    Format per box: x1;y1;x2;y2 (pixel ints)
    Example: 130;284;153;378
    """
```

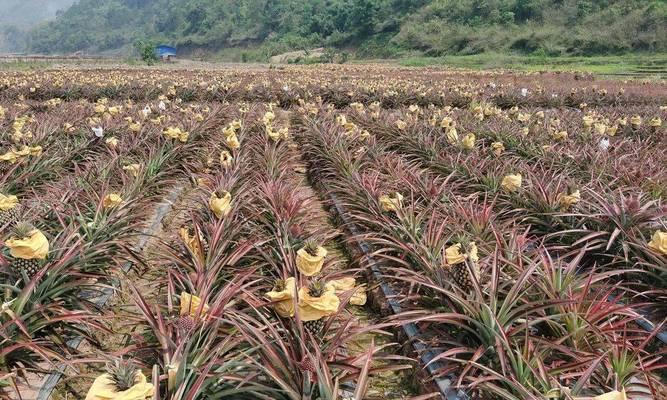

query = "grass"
3;51;667;79
0;60;54;70
396;53;667;76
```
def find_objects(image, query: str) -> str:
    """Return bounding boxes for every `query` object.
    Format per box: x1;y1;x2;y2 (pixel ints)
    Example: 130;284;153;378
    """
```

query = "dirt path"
289;141;414;399
35;182;198;400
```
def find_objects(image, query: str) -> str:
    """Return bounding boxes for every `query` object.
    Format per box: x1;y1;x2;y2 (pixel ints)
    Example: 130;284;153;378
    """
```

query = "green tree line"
28;0;666;58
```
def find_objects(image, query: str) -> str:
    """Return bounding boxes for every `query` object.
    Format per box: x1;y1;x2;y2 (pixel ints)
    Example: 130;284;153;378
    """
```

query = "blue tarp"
155;45;176;57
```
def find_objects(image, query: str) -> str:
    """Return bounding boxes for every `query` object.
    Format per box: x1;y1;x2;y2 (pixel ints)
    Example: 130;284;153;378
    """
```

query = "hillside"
28;0;667;59
0;0;76;52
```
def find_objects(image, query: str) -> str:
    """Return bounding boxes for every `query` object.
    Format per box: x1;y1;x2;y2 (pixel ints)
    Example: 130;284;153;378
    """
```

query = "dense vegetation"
28;0;667;58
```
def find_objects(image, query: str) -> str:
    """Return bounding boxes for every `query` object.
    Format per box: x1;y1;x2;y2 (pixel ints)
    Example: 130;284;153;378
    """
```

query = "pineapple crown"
452;235;471;248
106;358;139;392
308;280;326;298
303;239;320;257
13;222;35;239
273;279;286;292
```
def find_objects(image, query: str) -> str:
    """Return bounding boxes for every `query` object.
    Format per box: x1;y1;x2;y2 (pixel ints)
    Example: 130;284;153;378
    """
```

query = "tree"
134;40;158;65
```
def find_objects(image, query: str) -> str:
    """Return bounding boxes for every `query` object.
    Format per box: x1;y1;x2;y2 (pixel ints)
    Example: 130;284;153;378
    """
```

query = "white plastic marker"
599;137;610;151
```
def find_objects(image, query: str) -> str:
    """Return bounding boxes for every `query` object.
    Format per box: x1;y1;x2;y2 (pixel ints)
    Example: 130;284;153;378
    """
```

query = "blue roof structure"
155;45;177;57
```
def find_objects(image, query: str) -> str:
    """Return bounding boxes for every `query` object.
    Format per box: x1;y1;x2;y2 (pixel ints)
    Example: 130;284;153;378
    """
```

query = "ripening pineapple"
450;262;479;293
0;203;19;229
106;359;139;392
9;222;43;278
173;315;196;332
303;281;327;335
297;355;316;374
447;242;480;293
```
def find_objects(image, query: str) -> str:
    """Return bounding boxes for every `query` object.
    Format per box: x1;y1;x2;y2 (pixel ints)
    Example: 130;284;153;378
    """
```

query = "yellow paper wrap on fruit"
501;174;522;193
220;151;233;168
326;277;367;306
265;277;296;317
103;193;123;208
209;191;232;218
491;142;505;156
105;137;119;148
223;126;236;138
296;246;327;276
180;292;209;317
0;150;19;163
267;127;281;141
593;389;626;400
445;242;478;265
557;190;581;210
123;164;141;177
461;133;475;150
0;194;18;211
13;147;30;157
445;244;466;265
85;371;154;400
6;229;49;260
163;127;187;141
297;286;340;321
469;243;479;262
263;111;275;125
445;127;458;144
226;133;240;149
379;192;403;212
179;228;204;262
28;146;43;156
648;230;667;255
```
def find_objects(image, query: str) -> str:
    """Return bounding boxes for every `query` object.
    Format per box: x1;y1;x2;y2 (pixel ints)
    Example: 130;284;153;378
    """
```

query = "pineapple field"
0;65;665;400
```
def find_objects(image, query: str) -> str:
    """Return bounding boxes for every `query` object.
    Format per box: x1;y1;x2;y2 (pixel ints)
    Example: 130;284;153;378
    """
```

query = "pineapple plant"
303;280;327;335
106;358;139;392
8;222;44;279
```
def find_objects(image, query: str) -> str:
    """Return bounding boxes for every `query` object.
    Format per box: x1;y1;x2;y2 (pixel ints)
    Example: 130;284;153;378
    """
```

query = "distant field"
2;53;667;79
396;53;667;79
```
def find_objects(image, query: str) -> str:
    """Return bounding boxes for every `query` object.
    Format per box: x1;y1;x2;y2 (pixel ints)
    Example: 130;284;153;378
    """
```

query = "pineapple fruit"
446;241;480;293
0;203;19;229
9;222;42;279
450;262;478;293
0;191;20;229
174;315;196;332
303;280;326;334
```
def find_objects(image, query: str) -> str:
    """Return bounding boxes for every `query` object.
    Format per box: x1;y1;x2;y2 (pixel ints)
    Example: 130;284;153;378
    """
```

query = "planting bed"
0;65;665;400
